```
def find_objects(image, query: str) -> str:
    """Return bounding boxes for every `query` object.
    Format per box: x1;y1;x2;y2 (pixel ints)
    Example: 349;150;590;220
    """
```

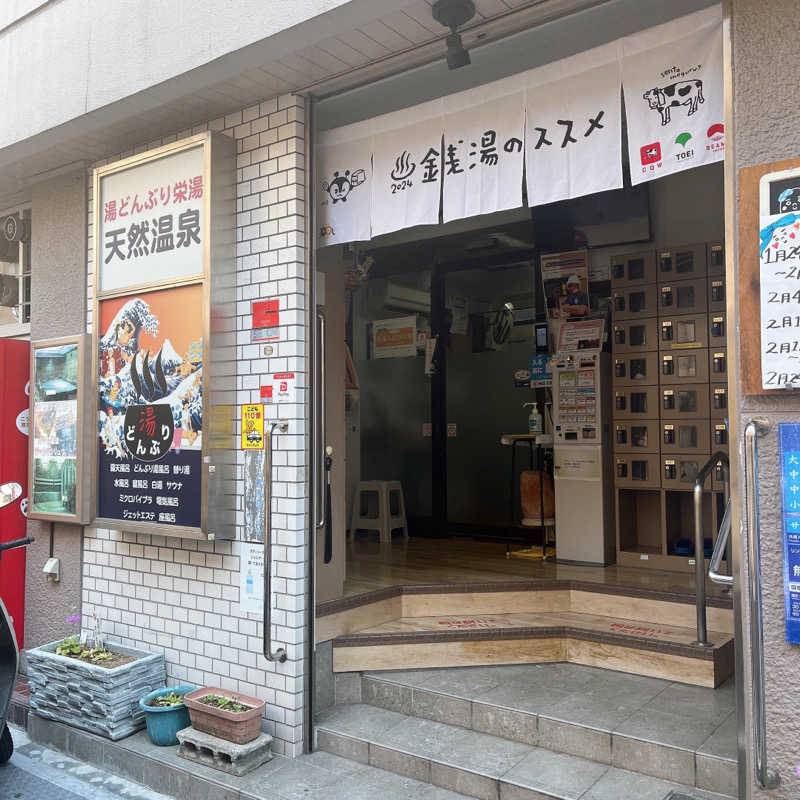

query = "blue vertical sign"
778;424;800;644
529;354;553;388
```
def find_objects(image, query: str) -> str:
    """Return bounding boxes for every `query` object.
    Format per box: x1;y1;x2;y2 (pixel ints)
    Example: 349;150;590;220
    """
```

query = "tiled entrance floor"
343;537;733;601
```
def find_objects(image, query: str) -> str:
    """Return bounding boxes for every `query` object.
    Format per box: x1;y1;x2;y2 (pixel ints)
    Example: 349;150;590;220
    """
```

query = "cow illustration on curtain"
643;80;705;126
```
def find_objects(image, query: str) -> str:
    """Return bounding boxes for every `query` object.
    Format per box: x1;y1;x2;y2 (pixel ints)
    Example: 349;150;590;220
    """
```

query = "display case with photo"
29;335;88;522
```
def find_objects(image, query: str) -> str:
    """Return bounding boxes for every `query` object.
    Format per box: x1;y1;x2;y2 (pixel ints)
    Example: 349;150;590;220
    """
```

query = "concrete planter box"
26;641;166;740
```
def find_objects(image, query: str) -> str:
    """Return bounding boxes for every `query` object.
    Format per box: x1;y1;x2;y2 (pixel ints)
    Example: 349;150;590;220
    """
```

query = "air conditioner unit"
0;275;18;308
382;282;430;314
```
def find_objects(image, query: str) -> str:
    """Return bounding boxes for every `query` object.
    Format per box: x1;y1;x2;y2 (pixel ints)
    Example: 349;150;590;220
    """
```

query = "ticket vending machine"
552;320;615;565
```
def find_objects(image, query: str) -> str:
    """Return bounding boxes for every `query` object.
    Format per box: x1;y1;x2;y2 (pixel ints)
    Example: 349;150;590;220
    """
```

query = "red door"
0;339;30;647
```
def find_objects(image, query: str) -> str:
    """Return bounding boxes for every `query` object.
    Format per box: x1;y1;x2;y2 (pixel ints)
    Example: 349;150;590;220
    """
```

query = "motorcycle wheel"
0;723;13;763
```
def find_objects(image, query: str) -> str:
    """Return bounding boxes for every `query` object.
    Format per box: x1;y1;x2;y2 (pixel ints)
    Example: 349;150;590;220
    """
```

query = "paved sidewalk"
27;712;473;800
0;725;173;800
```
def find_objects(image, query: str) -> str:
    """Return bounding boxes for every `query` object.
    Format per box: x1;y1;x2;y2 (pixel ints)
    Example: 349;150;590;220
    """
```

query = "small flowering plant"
55;635;113;664
55;610;113;664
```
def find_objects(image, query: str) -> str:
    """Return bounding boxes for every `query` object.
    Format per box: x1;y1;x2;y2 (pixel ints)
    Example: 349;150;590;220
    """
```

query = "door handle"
316;311;327;530
324;445;333;564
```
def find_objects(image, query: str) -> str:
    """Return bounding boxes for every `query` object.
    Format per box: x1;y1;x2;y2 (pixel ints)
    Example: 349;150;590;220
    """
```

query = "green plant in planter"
55;635;83;657
146;692;186;708
200;694;250;713
55;636;115;664
82;647;113;664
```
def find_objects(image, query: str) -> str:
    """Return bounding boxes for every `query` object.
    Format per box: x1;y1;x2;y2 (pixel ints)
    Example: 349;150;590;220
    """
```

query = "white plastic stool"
350;480;408;542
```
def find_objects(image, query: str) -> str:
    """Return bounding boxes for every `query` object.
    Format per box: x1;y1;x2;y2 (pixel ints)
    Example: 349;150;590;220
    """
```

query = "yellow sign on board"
241;404;265;450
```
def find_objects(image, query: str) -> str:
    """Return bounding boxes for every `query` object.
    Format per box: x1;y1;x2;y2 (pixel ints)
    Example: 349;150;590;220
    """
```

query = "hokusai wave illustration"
98;297;203;459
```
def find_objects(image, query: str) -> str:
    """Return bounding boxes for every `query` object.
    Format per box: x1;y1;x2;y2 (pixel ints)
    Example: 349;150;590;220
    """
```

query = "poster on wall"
243;449;265;542
98;144;206;292
241;404;265;450
525;47;622;206
778;424;800;645
540;250;590;320
251;299;280;343
759;209;800;388
371;111;444;238
448;296;469;336
529;354;553;388
442;85;525;223
96;284;203;528
239;540;264;615
622;13;724;185
317;130;373;247
759;167;800;389
372;316;418;359
31;342;79;516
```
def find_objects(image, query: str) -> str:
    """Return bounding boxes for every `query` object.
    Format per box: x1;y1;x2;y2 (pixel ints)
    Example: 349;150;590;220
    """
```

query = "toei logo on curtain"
622;11;723;185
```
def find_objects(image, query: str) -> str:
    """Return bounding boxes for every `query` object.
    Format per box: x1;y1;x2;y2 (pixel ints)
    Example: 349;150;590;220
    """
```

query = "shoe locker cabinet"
611;241;729;572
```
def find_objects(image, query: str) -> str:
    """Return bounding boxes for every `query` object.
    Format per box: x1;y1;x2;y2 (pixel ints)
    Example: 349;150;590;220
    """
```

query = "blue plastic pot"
139;685;195;746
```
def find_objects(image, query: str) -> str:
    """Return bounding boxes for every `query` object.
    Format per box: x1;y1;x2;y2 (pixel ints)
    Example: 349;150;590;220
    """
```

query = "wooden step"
316;580;734;644
331;610;734;688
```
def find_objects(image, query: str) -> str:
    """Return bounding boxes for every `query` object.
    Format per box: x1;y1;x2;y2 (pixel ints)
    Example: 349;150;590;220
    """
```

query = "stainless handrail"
263;420;288;663
693;450;729;645
315;311;326;529
708;497;733;586
744;419;779;789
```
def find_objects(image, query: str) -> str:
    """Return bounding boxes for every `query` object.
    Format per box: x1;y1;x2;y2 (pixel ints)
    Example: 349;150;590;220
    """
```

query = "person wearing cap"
560;274;590;317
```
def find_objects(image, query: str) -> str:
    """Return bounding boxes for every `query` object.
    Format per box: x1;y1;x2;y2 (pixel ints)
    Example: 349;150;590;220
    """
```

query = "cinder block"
176;727;273;777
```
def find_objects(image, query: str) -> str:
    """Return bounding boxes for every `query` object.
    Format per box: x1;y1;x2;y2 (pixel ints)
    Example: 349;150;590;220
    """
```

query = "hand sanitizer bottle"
524;402;542;436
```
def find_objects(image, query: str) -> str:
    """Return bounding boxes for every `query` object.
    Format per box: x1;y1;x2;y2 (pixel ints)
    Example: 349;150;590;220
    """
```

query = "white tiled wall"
83;94;308;756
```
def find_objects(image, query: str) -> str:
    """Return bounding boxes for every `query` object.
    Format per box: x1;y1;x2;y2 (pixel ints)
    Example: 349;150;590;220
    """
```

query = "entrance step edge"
316;581;734;644
314;703;736;800
354;664;737;796
331;615;734;688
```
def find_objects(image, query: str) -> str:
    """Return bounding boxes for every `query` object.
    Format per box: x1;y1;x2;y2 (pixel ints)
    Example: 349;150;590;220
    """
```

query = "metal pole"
693;481;709;646
744;419;779;789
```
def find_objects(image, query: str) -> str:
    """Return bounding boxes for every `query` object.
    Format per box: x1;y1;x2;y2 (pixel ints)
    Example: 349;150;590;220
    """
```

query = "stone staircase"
314;663;737;800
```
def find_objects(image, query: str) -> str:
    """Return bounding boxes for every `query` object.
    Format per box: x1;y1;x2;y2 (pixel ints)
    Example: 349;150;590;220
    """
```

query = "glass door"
349;265;433;537
444;262;540;534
